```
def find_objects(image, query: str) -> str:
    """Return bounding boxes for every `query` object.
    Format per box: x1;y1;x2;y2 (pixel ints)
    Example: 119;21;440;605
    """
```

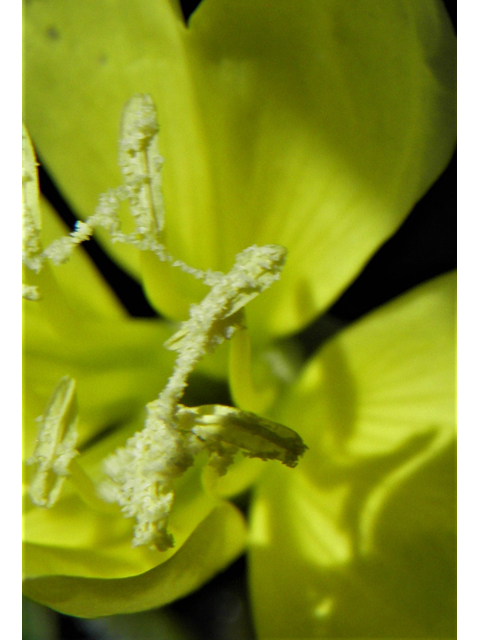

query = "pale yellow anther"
22;124;43;281
118;94;165;239
27;377;79;508
177;404;308;470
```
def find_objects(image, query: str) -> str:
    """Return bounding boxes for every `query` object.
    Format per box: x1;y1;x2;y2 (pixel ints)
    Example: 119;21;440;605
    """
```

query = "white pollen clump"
22;284;40;301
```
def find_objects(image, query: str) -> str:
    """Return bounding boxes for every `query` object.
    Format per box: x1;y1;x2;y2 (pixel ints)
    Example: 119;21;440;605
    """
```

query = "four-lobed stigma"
23;94;307;550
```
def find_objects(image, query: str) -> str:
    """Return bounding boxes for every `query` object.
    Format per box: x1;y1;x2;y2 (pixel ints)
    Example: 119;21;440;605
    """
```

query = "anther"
27;377;79;508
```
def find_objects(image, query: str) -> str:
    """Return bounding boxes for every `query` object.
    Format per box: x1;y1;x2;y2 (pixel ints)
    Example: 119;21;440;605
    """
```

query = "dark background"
28;1;457;638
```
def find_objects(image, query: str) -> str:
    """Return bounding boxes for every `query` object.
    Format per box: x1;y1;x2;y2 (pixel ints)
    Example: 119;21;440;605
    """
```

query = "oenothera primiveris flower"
23;0;456;635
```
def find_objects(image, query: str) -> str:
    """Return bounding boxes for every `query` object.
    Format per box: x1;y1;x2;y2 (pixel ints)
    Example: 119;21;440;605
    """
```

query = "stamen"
118;94;165;238
177;404;308;470
100;411;197;550
22;125;42;276
27;377;79;508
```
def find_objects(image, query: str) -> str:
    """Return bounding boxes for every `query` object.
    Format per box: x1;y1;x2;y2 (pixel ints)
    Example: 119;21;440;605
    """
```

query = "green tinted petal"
24;0;455;335
250;437;455;638
250;273;456;637
183;0;456;336
279;272;456;467
250;465;352;639
23;502;246;617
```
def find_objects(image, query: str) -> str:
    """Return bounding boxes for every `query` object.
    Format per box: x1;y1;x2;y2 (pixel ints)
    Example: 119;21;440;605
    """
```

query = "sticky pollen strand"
21;95;169;299
27;376;79;508
42;220;96;265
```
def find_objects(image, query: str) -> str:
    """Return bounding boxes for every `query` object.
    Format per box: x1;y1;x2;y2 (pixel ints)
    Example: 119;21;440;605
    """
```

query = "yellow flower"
23;0;456;636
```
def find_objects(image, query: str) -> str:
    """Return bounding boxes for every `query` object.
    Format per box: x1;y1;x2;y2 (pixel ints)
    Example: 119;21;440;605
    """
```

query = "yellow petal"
23;451;219;581
24;0;456;336
281;271;456;467
250;272;456;637
23;415;235;590
23;502;246;617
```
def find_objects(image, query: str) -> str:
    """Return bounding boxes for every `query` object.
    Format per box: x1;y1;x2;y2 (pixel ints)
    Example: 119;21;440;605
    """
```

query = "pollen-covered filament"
24;94;307;551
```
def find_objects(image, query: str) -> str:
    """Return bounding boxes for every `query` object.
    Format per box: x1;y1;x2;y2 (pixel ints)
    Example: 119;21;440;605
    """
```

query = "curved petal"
250;437;456;638
24;0;456;336
23;502;246;618
23;419;222;581
23;379;248;613
250;272;456;637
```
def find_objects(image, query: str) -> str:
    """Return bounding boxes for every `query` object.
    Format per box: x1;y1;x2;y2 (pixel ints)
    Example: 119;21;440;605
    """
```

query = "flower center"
23;95;307;550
